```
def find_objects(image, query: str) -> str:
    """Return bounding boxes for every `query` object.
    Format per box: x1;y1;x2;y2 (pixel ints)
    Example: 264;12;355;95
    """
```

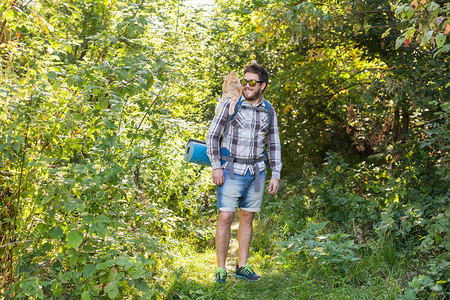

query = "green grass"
163;221;406;299
166;249;403;299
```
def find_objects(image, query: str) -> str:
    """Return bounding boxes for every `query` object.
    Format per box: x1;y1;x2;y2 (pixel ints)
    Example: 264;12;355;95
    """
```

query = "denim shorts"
216;169;266;212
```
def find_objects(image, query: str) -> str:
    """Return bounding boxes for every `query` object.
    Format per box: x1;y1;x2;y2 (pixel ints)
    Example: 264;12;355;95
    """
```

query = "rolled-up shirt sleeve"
206;100;230;169
268;108;282;180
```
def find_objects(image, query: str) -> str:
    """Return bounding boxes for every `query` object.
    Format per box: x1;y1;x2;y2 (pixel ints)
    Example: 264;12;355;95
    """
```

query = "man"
206;62;282;283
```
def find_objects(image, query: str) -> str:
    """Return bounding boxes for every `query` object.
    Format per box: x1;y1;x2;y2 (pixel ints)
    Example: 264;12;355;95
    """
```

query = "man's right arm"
206;100;230;184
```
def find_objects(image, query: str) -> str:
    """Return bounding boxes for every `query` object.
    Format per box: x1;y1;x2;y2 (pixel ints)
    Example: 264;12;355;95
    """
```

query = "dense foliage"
1;0;448;299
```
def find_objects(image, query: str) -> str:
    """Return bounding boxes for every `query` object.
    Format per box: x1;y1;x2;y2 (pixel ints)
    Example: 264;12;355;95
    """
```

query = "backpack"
230;96;273;127
185;96;273;167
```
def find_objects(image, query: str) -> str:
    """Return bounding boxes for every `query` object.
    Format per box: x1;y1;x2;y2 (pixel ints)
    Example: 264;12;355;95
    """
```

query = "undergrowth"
167;150;449;299
166;227;406;300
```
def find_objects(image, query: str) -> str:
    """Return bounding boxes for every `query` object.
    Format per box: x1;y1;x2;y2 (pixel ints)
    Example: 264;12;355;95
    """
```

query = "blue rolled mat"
184;138;230;167
184;138;210;166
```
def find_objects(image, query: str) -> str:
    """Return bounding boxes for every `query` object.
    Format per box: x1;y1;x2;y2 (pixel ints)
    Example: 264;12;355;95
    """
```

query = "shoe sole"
234;274;260;281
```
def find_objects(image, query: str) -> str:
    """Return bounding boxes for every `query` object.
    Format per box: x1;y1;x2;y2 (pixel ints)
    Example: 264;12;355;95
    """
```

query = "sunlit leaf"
422;30;434;45
47;71;57;80
406;6;414;19
395;35;407;49
104;280;119;299
436;33;446;48
66;230;83;249
81;291;91;300
381;28;391;39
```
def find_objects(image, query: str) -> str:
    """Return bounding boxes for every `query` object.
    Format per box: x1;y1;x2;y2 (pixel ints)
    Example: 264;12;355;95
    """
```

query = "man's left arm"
268;107;282;195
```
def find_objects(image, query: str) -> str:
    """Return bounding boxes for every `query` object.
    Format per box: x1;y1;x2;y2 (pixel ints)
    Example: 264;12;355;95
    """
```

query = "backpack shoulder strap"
264;100;272;127
229;96;244;121
230;98;272;126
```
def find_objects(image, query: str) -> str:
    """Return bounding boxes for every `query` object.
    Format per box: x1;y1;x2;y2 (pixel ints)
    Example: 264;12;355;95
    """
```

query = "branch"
0;18;7;42
411;117;444;128
127;88;163;150
0;239;37;249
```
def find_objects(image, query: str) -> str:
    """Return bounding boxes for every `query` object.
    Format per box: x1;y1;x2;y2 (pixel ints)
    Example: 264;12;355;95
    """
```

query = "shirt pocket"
230;111;245;129
259;113;270;134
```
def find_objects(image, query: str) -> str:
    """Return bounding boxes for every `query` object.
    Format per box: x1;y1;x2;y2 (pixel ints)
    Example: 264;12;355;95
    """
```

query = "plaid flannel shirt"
206;97;282;180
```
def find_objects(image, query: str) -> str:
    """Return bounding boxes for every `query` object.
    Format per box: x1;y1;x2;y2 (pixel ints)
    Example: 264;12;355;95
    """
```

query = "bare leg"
216;211;235;269
237;210;255;268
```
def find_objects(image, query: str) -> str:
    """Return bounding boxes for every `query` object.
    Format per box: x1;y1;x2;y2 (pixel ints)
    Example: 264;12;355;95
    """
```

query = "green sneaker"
215;267;227;283
235;265;261;281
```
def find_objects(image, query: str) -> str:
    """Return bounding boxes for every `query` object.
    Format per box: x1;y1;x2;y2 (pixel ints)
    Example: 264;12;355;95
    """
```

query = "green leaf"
83;263;97;278
308;221;329;232
116;22;125;33
97;260;114;270
107;267;118;282
82;215;94;225
406;6;414;19
49;226;64;239
433;43;450;58
96;214;110;223
422;31;434;45
4;9;15;21
66;230;83;249
137;17;147;26
126;26;135;38
115;256;130;267
81;291;91;300
135;280;150;292
404;27;416;39
47;71;57;80
88;223;97;235
395;4;405;16
436;33;446;48
428;2;440;17
130;266;145;279
96;222;108;238
68;250;79;267
41;196;52;205
395;35;407;49
404;288;416;300
104;280;119;299
89;222;107;237
109;36;118;44
52;80;62;91
83;244;96;252
146;73;154;89
119;69;128;79
66;75;74;87
52;281;62;298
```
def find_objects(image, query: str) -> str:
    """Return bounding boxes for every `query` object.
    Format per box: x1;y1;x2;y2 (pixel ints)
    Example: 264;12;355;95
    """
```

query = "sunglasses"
240;79;264;87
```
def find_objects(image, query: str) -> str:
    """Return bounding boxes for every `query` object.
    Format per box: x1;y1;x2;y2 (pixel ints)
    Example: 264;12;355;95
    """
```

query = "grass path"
171;220;240;284
166;217;404;299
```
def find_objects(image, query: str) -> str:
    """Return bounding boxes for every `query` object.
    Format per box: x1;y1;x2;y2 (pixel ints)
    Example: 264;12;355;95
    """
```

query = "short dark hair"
243;62;269;85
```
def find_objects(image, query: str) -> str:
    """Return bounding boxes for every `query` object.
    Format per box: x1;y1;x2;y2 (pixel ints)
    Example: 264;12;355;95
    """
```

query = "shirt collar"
242;96;265;107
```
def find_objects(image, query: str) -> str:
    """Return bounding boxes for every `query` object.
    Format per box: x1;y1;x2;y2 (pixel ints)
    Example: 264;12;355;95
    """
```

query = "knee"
239;211;254;224
218;211;235;227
